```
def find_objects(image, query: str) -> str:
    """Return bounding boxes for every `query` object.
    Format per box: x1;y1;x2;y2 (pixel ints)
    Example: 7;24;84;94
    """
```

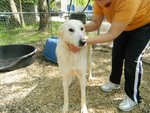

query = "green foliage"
22;0;38;4
75;0;93;6
50;1;56;9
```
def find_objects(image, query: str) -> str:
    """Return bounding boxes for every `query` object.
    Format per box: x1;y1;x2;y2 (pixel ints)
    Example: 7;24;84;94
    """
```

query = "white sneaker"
100;82;120;92
119;95;137;111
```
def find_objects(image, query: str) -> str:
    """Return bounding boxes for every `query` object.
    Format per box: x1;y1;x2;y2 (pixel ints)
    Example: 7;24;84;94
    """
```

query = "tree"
19;0;25;27
9;0;26;27
9;0;21;26
38;0;49;31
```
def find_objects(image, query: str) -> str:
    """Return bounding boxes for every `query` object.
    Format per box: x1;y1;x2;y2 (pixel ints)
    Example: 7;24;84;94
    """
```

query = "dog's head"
58;20;87;47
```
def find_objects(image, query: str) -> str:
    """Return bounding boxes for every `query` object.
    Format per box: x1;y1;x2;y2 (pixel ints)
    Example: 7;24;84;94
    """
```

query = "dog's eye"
69;28;74;32
81;27;84;31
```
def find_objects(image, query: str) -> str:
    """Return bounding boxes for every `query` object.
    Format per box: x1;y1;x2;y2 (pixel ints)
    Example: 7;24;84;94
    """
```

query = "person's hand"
67;43;81;53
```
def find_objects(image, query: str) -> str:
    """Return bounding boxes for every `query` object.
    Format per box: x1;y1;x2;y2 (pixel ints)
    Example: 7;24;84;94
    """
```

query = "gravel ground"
0;42;150;113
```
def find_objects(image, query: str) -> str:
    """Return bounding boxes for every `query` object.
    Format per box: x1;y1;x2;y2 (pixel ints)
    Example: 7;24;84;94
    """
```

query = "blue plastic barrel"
67;4;75;11
43;37;58;63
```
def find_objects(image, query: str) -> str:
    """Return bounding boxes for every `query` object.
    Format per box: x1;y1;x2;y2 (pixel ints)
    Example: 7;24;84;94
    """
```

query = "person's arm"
84;14;104;32
86;22;128;44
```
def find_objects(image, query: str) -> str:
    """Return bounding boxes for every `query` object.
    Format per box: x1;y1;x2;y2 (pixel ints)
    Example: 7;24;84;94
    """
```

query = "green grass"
0;21;98;45
0;22;63;45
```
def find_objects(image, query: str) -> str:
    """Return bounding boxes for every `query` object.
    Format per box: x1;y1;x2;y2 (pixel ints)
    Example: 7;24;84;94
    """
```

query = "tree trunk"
19;0;25;27
9;0;21;27
38;0;49;32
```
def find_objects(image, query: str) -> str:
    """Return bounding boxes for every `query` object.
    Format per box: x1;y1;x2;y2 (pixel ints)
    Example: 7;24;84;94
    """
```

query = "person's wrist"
86;38;90;45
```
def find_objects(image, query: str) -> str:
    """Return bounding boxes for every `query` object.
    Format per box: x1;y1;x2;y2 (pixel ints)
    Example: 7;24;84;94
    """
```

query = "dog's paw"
62;105;68;113
81;105;88;113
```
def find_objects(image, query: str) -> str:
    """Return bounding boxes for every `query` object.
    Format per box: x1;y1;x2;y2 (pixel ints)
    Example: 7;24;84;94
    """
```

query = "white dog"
56;20;92;113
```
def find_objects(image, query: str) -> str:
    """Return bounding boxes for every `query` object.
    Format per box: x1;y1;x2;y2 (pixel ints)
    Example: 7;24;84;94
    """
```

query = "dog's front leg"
87;45;93;81
78;74;88;113
62;75;71;113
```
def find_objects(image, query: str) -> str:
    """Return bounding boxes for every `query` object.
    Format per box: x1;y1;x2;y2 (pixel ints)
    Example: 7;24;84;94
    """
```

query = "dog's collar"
66;42;81;53
65;42;79;48
66;42;76;48
60;39;81;52
60;39;75;48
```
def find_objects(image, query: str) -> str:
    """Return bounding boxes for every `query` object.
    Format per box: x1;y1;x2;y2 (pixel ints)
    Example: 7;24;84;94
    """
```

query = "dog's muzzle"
79;39;87;47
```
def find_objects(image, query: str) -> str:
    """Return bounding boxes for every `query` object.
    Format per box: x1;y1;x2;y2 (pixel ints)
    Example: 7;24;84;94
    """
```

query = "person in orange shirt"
68;0;150;111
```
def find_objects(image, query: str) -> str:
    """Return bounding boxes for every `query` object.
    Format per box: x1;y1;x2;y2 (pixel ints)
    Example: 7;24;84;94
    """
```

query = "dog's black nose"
79;39;87;47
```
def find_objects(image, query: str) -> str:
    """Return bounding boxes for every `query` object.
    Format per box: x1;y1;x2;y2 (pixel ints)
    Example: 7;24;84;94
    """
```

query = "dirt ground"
0;42;150;113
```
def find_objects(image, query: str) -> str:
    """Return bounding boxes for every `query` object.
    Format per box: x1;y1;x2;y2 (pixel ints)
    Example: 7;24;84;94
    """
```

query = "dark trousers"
109;23;150;103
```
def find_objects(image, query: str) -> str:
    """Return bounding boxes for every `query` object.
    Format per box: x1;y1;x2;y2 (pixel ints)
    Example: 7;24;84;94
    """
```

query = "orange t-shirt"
93;0;150;31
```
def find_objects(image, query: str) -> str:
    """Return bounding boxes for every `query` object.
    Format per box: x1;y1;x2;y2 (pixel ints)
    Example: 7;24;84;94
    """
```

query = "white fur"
56;20;92;113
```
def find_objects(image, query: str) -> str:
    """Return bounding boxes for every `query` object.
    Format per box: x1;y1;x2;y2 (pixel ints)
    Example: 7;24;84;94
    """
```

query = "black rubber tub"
0;44;36;72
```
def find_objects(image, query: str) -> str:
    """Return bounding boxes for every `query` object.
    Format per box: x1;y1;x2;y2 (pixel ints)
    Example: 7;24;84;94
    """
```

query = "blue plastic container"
88;5;92;10
43;37;58;63
67;4;75;11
